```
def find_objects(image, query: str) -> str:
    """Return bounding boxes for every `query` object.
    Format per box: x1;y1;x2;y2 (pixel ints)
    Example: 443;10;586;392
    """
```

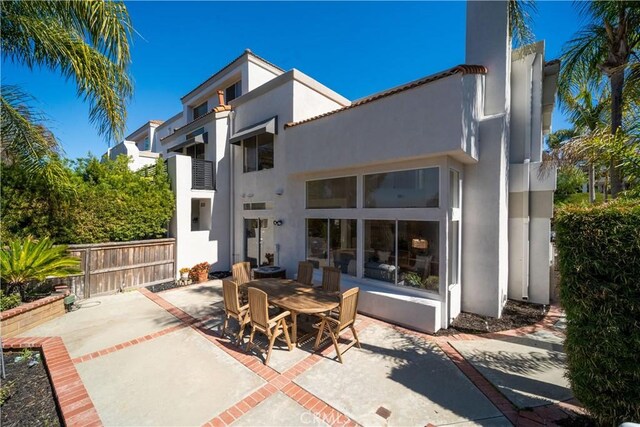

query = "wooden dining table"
242;278;339;345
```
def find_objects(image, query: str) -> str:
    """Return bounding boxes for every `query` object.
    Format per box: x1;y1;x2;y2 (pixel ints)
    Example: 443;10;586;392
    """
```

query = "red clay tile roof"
149;120;164;125
284;64;487;129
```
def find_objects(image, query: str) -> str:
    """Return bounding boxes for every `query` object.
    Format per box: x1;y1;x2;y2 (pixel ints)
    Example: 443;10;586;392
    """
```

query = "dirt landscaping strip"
1;350;61;427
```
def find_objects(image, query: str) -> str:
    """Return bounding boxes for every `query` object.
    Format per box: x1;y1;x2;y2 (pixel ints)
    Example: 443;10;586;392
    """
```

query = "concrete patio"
18;281;579;426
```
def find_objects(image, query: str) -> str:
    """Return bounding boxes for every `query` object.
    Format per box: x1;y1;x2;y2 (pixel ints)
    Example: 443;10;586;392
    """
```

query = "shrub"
555;200;640;425
0;290;21;311
0;237;81;301
1;156;175;244
555;165;587;202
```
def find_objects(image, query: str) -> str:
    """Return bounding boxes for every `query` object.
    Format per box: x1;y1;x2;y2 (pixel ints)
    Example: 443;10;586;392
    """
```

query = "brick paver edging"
138;287;362;427
0;293;66;320
2;336;102;427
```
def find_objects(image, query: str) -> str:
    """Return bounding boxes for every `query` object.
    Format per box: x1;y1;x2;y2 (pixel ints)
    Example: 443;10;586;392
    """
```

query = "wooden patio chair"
314;287;361;363
222;279;250;344
297;261;314;286
245;287;293;365
321;266;341;293
232;261;251;286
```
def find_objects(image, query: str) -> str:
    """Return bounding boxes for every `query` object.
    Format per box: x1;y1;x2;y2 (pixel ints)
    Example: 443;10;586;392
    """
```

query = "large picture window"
306;177;357;209
364;220;439;292
364;167;439;208
243;133;273;173
306;219;357;276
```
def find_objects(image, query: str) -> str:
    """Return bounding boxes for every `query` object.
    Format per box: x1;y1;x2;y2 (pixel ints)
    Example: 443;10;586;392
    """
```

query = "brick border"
3;337;102;427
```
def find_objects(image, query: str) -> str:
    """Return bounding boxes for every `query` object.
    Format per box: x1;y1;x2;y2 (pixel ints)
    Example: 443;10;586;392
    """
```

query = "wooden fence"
52;238;176;299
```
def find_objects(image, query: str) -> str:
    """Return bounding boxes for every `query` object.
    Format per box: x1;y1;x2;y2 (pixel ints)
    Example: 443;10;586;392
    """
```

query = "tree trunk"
609;70;624;197
588;163;595;203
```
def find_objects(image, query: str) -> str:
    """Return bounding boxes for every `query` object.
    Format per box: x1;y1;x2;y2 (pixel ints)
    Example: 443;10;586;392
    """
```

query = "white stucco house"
107;1;558;333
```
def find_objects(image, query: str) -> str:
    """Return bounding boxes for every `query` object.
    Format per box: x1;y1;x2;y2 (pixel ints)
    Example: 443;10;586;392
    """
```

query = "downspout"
224;88;235;268
521;53;536;300
229;109;236;267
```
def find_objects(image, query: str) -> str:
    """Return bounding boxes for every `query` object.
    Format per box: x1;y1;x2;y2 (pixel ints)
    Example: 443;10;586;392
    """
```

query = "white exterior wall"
107;140;159;170
285;75;481;176
247;59;282;92
461;0;511;318
508;43;557;305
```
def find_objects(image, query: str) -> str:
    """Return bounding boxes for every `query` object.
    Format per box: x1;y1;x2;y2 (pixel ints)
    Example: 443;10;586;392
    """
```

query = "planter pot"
180;272;189;280
195;272;208;283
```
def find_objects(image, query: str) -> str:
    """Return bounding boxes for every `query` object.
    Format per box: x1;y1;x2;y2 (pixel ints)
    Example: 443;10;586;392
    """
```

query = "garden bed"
435;300;549;336
0;350;62;427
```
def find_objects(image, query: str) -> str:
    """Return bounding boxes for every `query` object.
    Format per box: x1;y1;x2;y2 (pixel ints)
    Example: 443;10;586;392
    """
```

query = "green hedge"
555;200;640;425
1;156;175;244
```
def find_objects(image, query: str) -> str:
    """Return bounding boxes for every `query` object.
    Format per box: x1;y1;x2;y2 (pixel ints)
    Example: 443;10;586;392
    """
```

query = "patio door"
243;218;274;267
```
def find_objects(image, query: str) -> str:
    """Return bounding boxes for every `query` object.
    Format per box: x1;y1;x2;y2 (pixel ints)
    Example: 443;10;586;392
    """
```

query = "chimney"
217;90;225;106
465;0;510;116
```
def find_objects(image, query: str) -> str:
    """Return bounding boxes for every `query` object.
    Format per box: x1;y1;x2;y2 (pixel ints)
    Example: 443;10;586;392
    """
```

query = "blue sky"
2;1;582;160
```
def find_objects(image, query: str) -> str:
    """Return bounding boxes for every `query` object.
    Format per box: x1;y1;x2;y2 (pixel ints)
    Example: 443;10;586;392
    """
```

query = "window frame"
225;81;242;103
192;101;208;121
242;133;274;173
305;176;358;209
363;166;440;209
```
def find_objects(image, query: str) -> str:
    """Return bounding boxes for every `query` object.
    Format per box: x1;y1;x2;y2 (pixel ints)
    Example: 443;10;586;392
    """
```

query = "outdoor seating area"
223;262;361;365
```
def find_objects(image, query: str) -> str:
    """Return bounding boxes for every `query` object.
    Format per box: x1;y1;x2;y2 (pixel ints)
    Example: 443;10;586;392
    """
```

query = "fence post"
83;248;91;299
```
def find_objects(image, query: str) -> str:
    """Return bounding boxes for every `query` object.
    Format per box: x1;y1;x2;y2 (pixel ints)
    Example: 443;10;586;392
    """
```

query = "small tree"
0;237;81;301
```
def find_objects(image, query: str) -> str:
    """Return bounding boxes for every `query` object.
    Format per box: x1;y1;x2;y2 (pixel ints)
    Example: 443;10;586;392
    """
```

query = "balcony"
192;158;215;190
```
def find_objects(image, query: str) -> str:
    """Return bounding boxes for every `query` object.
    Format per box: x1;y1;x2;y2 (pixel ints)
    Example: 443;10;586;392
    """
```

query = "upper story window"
242;133;273;173
306;177;357;209
143;136;150;151
192;101;208;120
364;167;439;208
225;81;242;103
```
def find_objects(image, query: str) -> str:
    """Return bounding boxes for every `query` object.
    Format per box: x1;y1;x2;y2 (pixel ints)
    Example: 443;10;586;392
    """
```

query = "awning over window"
170;133;207;152
229;116;277;145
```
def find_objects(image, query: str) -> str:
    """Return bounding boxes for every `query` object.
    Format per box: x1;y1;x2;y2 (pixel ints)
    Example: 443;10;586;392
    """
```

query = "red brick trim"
71;323;188;364
71;314;218;364
3;337;102;427
1;293;66;321
437;340;584;426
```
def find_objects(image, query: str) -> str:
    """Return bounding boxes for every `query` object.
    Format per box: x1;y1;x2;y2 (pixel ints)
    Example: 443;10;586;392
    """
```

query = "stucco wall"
284;75;479;177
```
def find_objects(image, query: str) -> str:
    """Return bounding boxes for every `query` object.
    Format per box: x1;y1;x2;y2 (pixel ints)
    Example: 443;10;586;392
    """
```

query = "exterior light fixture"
273;219;283;226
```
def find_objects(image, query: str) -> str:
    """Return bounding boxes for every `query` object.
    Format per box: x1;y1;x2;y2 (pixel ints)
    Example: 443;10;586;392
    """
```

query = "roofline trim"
125;120;163;141
180;49;285;102
284;64;487;129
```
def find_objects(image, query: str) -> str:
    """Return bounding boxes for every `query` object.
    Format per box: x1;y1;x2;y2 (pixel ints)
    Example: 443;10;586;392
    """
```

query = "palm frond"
1;0;133;143
509;0;537;47
0;237;81;291
0;85;70;186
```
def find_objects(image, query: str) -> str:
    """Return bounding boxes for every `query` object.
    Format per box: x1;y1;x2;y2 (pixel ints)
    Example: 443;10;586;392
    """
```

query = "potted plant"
189;262;210;283
179;267;190;280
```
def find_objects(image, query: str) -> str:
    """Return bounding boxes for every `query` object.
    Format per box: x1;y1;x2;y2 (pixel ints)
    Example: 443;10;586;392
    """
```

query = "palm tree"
0;237;81;302
560;1;640;197
556;73;609;202
0;1;133;182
